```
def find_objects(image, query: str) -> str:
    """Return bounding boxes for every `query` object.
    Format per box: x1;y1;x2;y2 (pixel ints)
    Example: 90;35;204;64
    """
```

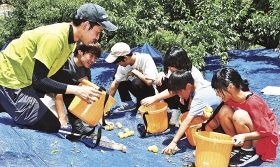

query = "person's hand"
76;86;102;104
180;98;185;105
232;134;246;147
141;96;157;106
156;72;166;86
125;71;135;80
162;141;179;155
126;69;141;80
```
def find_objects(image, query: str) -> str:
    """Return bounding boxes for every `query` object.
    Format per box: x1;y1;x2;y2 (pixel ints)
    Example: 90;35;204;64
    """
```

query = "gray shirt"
189;81;221;116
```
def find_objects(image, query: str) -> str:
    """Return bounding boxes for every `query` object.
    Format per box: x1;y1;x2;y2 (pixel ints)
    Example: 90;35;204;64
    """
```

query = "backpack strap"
200;102;224;131
102;93;110;126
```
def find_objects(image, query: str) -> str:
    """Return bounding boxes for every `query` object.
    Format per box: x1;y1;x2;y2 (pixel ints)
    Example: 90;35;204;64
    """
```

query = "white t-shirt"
114;52;158;84
191;66;208;86
166;66;206;86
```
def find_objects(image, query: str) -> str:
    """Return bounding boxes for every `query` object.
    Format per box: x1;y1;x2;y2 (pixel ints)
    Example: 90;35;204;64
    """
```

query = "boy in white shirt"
105;42;158;111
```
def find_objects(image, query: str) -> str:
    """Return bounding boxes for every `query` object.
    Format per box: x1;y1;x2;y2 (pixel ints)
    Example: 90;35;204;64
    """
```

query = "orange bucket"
138;101;168;133
79;79;116;115
68;80;116;126
179;112;209;146
103;95;116;115
195;131;233;167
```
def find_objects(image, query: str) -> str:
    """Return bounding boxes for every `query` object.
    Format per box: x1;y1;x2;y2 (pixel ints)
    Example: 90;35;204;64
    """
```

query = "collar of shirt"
68;25;75;44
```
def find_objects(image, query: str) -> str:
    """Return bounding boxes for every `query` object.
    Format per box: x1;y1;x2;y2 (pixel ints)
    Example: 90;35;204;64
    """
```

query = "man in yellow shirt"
0;3;117;133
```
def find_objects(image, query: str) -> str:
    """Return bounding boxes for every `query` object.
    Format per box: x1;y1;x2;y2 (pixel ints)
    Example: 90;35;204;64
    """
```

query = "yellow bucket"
179;112;209;146
68;80;116;126
138;101;168;133
195;131;233;167
188;124;201;146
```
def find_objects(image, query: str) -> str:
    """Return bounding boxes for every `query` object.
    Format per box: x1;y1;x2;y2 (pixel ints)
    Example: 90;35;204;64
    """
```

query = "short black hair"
72;18;100;30
112;52;133;64
163;46;192;73
211;67;249;92
74;42;101;58
168;70;194;93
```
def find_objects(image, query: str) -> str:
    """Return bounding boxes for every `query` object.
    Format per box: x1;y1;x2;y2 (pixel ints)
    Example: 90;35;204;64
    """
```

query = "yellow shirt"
0;23;76;89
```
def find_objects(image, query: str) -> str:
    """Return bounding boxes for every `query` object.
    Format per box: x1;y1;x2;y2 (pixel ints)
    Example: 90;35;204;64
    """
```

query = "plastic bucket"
195;131;233;167
138;101;168;133
68;80;115;126
103;95;116;115
79;79;116;115
179;112;209;146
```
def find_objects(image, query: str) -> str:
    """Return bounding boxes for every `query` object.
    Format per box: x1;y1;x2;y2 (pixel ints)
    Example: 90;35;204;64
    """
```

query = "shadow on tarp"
0;113;24;129
0;151;39;167
0;151;36;160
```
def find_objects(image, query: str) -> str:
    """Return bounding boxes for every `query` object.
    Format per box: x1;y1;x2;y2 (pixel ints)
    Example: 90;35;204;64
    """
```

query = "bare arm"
109;80;119;97
141;89;176;106
172;114;194;144
55;94;68;127
233;131;263;147
162;114;195;155
127;69;153;86
156;72;166;86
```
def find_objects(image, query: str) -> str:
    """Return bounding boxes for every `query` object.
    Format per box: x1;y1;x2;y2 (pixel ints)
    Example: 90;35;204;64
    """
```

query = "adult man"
0;3;117;133
105;42;158;111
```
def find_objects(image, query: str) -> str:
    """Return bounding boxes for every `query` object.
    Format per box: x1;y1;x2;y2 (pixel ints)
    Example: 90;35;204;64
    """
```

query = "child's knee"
217;104;234;120
232;109;250;122
232;109;254;130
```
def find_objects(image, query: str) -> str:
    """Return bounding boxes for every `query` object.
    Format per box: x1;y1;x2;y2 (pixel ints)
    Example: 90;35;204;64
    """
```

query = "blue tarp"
131;43;163;64
0;48;279;167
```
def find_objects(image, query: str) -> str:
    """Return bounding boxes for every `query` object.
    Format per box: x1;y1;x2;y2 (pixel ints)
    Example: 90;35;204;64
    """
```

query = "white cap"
105;42;131;63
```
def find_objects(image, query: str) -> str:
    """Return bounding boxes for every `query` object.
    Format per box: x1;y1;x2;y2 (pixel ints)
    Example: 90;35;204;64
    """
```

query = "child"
211;67;279;166
141;46;206;126
105;42;158;111
162;70;221;155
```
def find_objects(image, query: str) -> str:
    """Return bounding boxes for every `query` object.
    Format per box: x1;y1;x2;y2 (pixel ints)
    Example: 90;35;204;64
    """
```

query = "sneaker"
169;109;181;126
111;100;136;113
58;124;72;136
72;119;95;136
229;148;259;167
231;147;241;158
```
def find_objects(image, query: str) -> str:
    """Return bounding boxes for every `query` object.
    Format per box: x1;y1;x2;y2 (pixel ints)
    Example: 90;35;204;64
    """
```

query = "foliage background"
0;0;279;68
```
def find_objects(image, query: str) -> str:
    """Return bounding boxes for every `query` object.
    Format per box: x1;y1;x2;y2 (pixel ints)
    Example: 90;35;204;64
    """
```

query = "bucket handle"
137;111;149;137
199;102;224;131
99;86;110;126
69;86;106;146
